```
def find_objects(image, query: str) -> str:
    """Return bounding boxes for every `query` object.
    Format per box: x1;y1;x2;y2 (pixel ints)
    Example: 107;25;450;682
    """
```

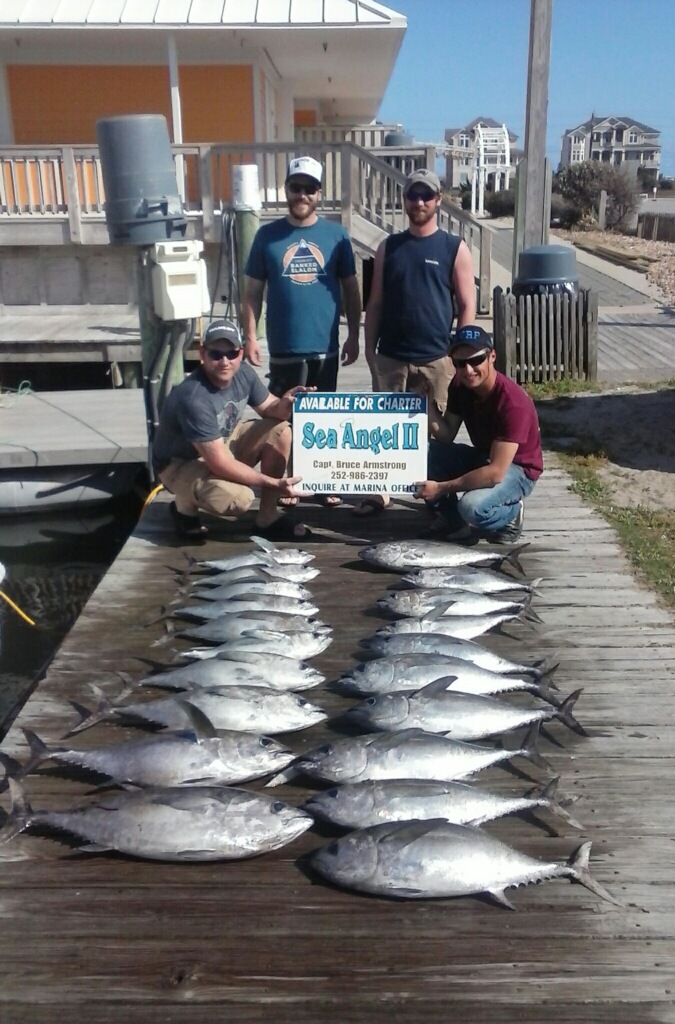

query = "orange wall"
7;64;255;144
295;109;317;128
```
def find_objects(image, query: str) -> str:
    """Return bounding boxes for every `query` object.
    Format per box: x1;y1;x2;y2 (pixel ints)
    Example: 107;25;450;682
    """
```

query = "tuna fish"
303;776;582;832
363;632;556;678
377;589;531;619
266;725;548;787
359;541;528;574
344;681;586;740
336;655;558;704
178;612;331;643
69;683;327;736
198;541;314;571
402;567;542;595
3;779;312;861
20;704;297;788
139;655;324;692
179;630;333;662
190;580;312;602
309;821;620;906
373;607;533;641
171;597;320;621
194;564;320;586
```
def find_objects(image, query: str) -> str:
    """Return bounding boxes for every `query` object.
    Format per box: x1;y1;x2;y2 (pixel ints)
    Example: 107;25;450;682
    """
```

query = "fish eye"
326;788;339;799
325;842;340;857
298;698;309;707
366;697;377;706
317;744;332;755
259;737;274;748
271;800;286;814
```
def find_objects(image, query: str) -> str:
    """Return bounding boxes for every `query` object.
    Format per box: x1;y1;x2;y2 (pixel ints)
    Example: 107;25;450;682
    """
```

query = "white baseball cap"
286;156;323;186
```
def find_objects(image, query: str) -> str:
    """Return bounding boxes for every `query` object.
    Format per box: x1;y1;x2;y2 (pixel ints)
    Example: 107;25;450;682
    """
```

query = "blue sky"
377;0;674;176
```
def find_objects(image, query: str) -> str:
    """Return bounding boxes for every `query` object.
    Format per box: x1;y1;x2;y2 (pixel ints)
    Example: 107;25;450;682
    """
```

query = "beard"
407;204;438;228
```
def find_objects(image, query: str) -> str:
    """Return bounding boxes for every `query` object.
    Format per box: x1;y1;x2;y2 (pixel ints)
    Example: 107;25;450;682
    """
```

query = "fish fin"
501;543;530;576
65;688;113;736
530;577;545;597
387;887;426;898
519;722;552;771
414;677;458;697
566;842;623;906
520;594;544;625
173;700;218;741
488;888;517;910
250;535;277;554
78;843;113;854
422;602;456;622
557;689;588;736
176;849;217;860
265;765;299;787
1;778;32;842
242;629;287;640
531;654;560;679
376;819;442;849
528;777;584;831
19;728;60;777
368;729;429;751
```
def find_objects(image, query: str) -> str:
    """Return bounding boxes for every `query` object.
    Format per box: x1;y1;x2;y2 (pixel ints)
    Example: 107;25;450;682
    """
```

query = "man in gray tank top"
354;168;476;516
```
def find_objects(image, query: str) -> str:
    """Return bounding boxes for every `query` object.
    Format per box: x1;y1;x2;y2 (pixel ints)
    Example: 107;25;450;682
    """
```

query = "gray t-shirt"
152;363;269;471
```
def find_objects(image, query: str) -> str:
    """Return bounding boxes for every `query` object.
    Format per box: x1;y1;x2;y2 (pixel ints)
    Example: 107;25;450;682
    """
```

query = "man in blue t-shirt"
241;155;362;507
153;318;311;540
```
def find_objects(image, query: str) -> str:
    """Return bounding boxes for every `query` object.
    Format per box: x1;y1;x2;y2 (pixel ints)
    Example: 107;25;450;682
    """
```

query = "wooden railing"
0;140;492;311
493;287;598;382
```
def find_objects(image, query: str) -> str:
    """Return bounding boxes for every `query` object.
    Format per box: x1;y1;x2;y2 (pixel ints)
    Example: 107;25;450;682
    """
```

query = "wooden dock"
1;461;675;1022
0;388;146;469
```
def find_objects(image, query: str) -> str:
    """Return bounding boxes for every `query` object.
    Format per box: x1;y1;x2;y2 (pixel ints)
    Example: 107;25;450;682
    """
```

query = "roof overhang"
0;1;406;123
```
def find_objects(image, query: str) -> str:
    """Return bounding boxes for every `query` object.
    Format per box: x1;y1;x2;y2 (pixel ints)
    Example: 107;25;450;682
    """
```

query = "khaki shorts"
373;353;453;412
158;417;289;517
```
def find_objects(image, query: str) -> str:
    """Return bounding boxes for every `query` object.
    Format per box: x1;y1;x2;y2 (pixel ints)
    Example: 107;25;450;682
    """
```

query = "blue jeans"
427;441;536;532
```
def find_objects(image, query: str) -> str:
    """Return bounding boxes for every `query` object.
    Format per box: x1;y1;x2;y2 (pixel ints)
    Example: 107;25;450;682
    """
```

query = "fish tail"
502;543;530;576
0;778;32;843
534;777;584;830
65;685;114;736
521;594;544;625
520;722;551;770
531;654;560;679
556;688;588;736
530;577;545;596
566;841;623;906
19;728;57;777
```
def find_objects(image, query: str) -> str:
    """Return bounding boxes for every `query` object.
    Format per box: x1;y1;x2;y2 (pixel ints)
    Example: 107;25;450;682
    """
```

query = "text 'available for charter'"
292;393;428;494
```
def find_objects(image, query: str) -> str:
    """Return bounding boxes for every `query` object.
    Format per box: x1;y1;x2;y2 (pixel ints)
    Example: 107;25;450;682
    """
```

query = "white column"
167;35;185;201
0;62;14;143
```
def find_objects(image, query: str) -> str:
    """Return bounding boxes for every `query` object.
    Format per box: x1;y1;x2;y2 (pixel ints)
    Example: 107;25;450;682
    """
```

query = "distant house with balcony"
444;118;520;189
560;116;661;183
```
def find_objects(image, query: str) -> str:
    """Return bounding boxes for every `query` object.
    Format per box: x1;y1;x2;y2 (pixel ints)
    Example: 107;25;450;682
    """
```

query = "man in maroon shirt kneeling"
414;325;543;544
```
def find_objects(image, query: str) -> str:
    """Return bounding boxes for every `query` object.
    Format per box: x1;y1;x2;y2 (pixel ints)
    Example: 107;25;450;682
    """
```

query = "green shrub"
550;194;582;228
460;191;472;210
485;189;515;217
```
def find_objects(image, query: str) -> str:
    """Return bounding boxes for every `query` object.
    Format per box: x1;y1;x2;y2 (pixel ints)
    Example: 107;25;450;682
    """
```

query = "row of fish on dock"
0;535;619;908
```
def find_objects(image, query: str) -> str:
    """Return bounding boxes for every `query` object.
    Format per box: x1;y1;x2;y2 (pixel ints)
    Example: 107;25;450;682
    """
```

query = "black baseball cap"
201;318;243;349
449;325;494;353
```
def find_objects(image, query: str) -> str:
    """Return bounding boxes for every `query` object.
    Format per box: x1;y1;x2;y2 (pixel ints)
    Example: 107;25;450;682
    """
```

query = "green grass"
557;452;675;610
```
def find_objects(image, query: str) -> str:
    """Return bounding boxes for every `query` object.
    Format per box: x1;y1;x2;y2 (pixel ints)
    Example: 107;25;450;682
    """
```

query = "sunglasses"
287;181;320;196
452;349;490;370
405;187;438;203
205;347;241;361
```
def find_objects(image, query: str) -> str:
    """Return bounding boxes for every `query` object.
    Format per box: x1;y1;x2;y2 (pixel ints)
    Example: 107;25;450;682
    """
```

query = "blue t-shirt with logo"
152;363;269;471
245;217;356;357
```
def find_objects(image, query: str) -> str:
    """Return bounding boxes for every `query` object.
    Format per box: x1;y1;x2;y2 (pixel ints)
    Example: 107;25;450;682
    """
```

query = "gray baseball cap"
201;318;243;349
404;168;442;194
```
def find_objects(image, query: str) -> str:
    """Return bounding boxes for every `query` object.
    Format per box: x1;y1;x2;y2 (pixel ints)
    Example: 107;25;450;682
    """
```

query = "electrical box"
149;240;210;321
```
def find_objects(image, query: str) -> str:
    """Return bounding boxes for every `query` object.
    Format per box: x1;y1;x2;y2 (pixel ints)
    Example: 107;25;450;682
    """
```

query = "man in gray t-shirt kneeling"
153;318;311;540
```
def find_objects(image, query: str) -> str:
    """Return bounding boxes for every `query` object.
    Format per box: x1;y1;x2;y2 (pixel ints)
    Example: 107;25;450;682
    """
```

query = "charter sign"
292;392;428;494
